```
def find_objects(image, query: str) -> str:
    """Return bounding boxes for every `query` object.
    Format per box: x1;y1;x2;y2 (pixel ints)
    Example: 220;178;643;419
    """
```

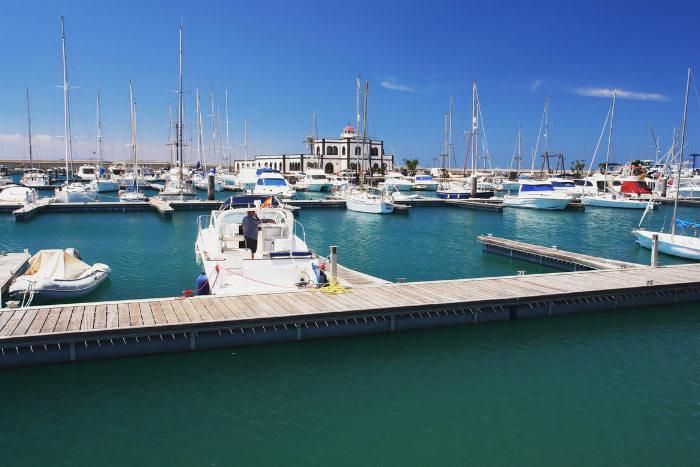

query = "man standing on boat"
242;210;261;259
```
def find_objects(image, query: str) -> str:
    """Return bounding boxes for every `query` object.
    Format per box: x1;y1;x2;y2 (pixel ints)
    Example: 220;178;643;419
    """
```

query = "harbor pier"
2;249;700;368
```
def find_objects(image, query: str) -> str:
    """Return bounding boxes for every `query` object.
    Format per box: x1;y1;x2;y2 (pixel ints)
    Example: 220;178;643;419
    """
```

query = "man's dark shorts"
245;237;258;253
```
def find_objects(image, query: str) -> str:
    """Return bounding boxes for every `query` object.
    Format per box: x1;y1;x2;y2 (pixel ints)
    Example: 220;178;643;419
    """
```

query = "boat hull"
346;197;393;213
503;196;570;210
636;231;700;260
9;265;111;303
580;196;650;209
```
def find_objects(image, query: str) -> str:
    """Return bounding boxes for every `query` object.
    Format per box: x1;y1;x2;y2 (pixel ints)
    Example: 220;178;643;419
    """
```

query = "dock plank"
117;303;130;328
0;311;15;334
40;309;62;334
258;293;292;315
26;309;51;335
94;305;107;330
81;305;96;331
11;309;38;336
139;302;156;326
128;303;143;327
0;311;26;336
106;304;119;329
67;307;84;332
159;300;179;324
53;309;72;333
149;301;167;325
238;295;269;317
169;299;192;323
189;298;218;321
180;299;205;322
212;296;247;319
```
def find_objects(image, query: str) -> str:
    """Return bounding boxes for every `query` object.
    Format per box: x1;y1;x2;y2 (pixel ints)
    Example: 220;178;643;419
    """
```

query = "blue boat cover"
521;184;555;192
674;219;700;230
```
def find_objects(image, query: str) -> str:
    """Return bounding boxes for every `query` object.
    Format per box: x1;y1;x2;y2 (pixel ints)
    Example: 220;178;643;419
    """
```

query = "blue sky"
1;0;699;170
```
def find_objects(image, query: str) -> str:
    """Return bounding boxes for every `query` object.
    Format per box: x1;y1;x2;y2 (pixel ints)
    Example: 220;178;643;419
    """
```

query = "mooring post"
329;246;338;287
207;173;215;200
651;234;659;267
470;176;477;196
660;178;668;197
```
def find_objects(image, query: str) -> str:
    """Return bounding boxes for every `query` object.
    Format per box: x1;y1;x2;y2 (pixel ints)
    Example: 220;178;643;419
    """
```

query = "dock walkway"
2;257;700;368
477;235;642;271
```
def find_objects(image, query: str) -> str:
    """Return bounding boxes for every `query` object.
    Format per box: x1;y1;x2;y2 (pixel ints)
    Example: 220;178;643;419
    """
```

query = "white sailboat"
580;89;652;210
90;85;120;193
20;87;49;188
54;16;98;204
635;68;700;260
159;25;198;202
120;81;148;202
344;80;393;214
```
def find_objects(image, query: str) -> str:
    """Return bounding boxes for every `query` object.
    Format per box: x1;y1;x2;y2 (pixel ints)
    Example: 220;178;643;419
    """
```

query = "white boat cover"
24;249;91;281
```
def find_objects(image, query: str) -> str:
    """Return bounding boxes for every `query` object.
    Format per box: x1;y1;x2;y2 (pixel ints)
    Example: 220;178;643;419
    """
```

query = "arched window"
236;163;240;172
355;146;361;155
373;163;379;169
370;147;378;156
350;163;357;170
324;162;334;174
342;146;346;156
274;162;277;170
316;147;320;155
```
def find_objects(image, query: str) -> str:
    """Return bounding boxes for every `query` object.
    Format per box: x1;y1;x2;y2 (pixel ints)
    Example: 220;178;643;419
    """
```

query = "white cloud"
381;79;420;93
531;79;542;91
574;87;667;101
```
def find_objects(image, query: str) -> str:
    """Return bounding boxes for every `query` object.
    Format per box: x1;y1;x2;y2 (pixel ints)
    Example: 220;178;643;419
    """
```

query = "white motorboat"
76;164;98;181
0;186;38;203
159;178;198;201
253;169;296;199
194;195;325;295
196;171;225;192
296;168;332;192
502;181;572;209
378;185;420;201
234;167;259;191
328;175;351;189
341;185;393;214
436;181;495;199
378;172;414;191
8;249;111;306
580;192;652;209
21;169;49;188
548;177;580;197
411;174;439;191
109;161;128;177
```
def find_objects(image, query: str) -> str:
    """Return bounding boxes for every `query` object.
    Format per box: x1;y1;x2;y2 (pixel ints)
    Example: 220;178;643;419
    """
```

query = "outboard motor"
65;248;81;260
196;271;210;295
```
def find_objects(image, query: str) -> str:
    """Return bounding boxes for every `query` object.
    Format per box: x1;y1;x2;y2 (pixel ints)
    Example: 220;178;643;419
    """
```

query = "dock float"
0;252;30;308
445;198;503;212
477;235;642;271
2;259;700;368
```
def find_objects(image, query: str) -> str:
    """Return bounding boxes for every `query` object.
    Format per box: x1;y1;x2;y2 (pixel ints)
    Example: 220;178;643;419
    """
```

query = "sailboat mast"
225;90;230;171
196;89;202;168
61;16;70;183
672;67;691;236
129;81;136;185
449;95;453;171
244;119;248;163
360;81;368;187
26;87;33;169
471;82;477;173
178;25;183;183
211;88;216;170
96;85;103;170
517;126;522;176
604;89;617;192
356;75;361;137
168;102;173;167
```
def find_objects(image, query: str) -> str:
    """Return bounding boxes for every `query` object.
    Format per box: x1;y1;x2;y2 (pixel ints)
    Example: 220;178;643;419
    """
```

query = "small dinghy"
8;249;110;306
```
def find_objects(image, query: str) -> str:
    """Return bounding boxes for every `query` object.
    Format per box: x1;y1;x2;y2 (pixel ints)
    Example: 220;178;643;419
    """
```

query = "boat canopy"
416;176;434;181
620;181;651;194
256;168;280;176
550;180;575;188
25;250;91;281
675;219;700;230
521;184;555;192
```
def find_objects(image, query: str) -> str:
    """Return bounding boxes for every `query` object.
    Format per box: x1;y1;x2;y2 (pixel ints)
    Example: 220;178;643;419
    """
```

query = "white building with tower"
232;125;393;174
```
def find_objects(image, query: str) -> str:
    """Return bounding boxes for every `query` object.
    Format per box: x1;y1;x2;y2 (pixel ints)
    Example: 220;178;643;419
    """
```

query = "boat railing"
197;215;210;236
293;219;306;243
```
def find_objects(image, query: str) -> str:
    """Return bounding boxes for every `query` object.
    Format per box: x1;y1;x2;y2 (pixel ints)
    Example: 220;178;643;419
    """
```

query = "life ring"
118;190;124;197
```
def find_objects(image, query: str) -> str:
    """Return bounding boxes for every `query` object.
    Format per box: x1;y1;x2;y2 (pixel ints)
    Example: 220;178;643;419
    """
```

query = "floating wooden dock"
0;253;30;308
2;254;700;368
477;235;643;271
445;198;503;212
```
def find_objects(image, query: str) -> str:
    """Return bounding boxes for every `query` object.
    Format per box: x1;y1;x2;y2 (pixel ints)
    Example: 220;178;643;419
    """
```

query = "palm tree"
303;136;314;154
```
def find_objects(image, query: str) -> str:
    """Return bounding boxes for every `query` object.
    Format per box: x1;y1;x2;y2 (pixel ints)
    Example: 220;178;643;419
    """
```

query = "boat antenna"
360;81;369;189
27;87;33;170
603;89;617;193
672;67;691;238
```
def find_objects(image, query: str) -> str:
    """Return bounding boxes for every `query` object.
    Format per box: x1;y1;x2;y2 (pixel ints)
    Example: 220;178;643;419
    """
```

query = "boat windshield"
258;178;287;186
416;176;433;181
550;181;575;188
521;184;555;192
311;175;327;180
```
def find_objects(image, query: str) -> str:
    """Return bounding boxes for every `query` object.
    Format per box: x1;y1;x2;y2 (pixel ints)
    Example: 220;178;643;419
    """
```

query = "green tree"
303;136;314;154
629;159;646;176
570;159;585;178
405;159;419;173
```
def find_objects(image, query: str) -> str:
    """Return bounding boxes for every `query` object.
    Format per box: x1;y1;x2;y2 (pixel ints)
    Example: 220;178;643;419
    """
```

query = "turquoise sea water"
1;183;699;465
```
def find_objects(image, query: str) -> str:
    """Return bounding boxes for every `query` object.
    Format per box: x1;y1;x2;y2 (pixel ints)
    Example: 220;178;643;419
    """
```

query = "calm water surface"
0;188;699;466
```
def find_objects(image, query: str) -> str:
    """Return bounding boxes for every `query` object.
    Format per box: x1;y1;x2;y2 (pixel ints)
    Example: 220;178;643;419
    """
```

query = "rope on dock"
315;279;353;294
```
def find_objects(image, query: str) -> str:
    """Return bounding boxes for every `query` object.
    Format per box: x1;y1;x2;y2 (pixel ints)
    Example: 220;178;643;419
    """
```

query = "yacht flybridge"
195;196;326;295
